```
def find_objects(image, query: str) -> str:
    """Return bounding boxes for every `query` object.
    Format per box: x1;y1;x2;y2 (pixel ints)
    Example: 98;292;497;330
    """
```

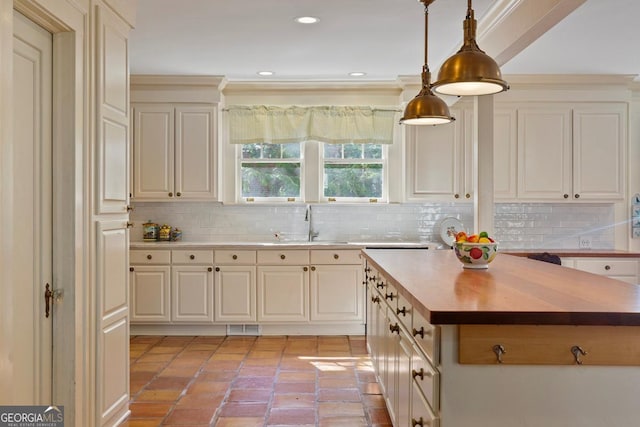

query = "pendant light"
432;0;509;96
400;0;454;126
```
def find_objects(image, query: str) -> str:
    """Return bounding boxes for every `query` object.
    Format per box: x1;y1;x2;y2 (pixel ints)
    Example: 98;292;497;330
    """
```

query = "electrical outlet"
579;236;592;249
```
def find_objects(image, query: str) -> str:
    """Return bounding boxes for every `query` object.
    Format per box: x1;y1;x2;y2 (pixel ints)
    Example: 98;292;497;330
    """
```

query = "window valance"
226;105;398;144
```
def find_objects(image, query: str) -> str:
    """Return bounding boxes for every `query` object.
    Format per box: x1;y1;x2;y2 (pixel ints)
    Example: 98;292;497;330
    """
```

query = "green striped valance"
226;105;399;144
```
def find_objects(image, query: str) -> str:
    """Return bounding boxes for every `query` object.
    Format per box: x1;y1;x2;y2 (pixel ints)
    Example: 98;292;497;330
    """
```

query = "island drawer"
382;282;399;308
413;310;440;365
412;348;440;412
172;249;214;265
257;249;309;265
459;324;640;365
396;293;412;330
411;380;439;427
574;259;638;277
215;250;256;264
130;250;171;265
311;249;361;265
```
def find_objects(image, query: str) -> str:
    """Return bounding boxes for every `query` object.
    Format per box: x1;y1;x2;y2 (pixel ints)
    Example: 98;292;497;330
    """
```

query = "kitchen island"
362;249;640;427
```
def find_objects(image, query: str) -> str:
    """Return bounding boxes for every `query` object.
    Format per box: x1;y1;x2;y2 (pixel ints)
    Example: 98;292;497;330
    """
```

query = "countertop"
362;249;640;326
130;241;439;250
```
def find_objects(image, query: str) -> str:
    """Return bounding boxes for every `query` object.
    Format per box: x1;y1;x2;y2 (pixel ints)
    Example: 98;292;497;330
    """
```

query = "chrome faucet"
306;205;319;241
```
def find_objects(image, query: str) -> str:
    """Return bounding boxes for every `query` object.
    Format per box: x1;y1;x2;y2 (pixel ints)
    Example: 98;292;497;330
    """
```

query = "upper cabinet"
132;104;217;201
405;106;473;202
130;75;223;202
496;102;627;201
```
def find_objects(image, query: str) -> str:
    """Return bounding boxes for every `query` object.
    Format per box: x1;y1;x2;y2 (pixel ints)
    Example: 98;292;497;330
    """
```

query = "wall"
130;201;614;250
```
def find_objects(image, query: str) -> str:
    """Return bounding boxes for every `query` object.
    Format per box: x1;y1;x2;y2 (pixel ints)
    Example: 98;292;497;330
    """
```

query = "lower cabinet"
214;265;256;322
172;265;213;322
365;262;441;427
130;265;171;322
257;265;309;322
561;257;639;285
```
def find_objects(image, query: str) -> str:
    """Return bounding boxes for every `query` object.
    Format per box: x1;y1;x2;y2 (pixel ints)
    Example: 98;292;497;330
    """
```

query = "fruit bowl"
454;241;498;269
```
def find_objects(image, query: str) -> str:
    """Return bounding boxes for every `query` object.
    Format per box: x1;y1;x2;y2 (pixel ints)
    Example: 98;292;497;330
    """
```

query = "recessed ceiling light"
349;72;367;77
294;16;319;24
257;71;275;76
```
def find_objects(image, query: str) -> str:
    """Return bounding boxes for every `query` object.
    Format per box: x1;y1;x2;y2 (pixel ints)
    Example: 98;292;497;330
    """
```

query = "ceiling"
129;0;640;82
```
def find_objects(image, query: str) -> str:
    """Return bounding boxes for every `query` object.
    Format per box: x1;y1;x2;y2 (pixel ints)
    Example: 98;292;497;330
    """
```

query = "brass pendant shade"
432;0;508;96
400;0;454;126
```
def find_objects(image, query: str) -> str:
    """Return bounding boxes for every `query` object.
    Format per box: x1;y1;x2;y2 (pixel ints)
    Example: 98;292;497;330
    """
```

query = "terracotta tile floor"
124;335;392;427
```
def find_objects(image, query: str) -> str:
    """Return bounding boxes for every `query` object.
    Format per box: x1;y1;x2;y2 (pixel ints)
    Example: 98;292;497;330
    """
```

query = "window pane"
281;143;301;159
241;162;301;197
323;144;343;159
363;144;382;159
262;144;282;159
324;164;382;198
343;143;363;159
242;143;262;159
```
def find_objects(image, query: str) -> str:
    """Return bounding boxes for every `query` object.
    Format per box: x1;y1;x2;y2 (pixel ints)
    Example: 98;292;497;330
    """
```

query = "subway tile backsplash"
130;202;614;250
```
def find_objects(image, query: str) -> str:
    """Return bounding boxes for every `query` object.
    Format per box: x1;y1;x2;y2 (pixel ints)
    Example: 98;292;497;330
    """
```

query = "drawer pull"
571;345;587;365
492;344;506;364
397;306;408;316
207;267;213;272
604;265;611;271
146;254;152;260
389;323;400;334
310;266;316;271
303;266;308;272
189;254;195;260
129;267;134;272
376;282;385;289
385;292;395;301
215;267;220;272
412;417;425;427
333;253;339;259
412;368;424;380
413;326;431;339
371;296;380;303
280;254;286;260
232;254;238;260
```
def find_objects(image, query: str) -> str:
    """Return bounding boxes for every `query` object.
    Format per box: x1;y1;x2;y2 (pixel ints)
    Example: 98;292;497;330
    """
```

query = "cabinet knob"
215;267;220;272
371;296;380;303
385;292;395;301
465;193;471;199
168;192;173;197
190;254;195;260
303;266;308;272
207;267;213;272
311;266;316;271
126;205;134;212
454;194;460;199
280;254;286;260
129;267;134;272
563;194;569;199
389;323;400;334
605;265;611;271
376;282;385;289
397;306;408;316
411;417;425;427
126;222;134;228
574;194;580;199
176;192;182;197
147;254;152;260
232;254;238;260
333;254;339;259
412;368;425;380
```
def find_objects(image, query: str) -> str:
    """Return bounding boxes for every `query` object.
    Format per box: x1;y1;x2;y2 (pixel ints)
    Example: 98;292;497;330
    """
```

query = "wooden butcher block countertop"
362;249;640;326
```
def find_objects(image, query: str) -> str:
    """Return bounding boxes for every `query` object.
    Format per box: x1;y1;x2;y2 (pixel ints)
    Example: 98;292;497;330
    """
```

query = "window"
322;143;385;201
240;143;302;201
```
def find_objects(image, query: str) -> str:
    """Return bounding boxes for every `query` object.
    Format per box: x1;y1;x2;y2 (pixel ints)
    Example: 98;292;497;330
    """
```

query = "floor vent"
226;324;262;336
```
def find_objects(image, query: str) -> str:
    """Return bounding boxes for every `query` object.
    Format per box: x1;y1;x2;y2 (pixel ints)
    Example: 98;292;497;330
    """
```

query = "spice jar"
158;224;172;241
142;220;159;241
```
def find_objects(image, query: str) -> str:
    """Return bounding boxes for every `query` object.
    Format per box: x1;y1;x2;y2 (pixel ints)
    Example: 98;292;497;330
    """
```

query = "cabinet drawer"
459;324;640;365
215;250;256;264
130;250;171;265
395;293;412;331
413;310;440;365
310;249;361;265
172;249;214;264
411;380;439;427
382;282;399;308
412;349;440;413
574;259;638;277
257;249;309;265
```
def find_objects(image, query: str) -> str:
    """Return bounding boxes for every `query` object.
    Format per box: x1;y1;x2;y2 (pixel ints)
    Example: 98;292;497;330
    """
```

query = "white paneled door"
12;11;53;403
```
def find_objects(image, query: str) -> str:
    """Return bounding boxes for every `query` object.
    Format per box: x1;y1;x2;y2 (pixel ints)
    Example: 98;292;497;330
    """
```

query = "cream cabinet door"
405;107;469;201
517;106;573;200
129;265;171;322
132;105;174;199
257;266;309;322
572;104;626;200
310;264;363;322
175;106;217;200
494;108;518;199
214;265;256;322
172;266;214;323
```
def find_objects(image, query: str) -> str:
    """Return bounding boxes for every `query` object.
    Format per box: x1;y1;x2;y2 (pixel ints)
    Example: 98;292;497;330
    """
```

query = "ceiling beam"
476;0;587;66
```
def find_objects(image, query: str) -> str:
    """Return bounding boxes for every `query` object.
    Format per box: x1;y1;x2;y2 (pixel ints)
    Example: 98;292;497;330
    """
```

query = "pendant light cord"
421;0;435;88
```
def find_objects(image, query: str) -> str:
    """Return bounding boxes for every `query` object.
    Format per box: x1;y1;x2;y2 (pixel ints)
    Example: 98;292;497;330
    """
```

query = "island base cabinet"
439;325;640;427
